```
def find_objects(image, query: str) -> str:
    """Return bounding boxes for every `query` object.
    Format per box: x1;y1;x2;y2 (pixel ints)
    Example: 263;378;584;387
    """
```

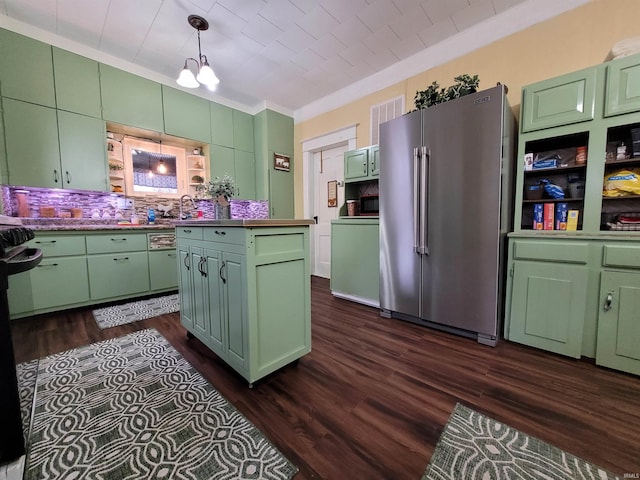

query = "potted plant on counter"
196;174;236;219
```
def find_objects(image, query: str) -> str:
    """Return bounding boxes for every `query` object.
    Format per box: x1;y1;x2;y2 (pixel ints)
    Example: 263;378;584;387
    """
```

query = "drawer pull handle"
167;253;176;258
113;257;129;262
35;240;56;244
37;263;58;267
111;238;127;242
603;292;614;312
214;230;226;236
183;229;192;234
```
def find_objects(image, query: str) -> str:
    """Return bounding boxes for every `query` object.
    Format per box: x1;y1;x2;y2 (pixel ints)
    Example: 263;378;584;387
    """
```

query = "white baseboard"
331;291;379;309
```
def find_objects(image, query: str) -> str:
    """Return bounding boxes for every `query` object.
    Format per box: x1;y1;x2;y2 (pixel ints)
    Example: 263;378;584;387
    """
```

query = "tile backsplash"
1;186;269;223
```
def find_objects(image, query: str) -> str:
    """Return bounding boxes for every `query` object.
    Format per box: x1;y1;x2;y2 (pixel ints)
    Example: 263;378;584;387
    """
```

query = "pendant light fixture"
157;159;167;174
176;15;220;91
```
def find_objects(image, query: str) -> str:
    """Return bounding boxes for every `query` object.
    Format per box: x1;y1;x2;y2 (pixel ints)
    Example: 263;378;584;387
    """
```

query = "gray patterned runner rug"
92;293;180;329
21;329;298;480
422;403;620;480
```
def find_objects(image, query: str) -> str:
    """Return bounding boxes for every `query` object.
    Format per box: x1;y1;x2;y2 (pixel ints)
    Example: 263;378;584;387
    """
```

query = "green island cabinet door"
604;53;640;117
521;66;597;132
508;260;588;358
210;102;234;147
177;242;195;331
100;64;164;132
190;246;212;340
3;98;62;188
162;86;212;144
57;110;108;191
220;250;247;371
0;97;7;183
52;47;102;118
596;271;640;375
0;28;56;107
344;147;370;181
232;110;254;152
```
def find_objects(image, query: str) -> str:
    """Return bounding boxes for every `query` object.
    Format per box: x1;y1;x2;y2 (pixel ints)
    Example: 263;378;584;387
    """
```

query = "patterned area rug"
92;293;180;329
20;329;298;480
422;403;621;480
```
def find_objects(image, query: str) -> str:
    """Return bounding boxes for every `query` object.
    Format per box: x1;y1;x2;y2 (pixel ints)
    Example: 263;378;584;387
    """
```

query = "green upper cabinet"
604;53;640;117
57;110;108;191
162;86;211;144
3;98;107;190
253;109;294;214
100;64;163;132
521;67;597;132
233;110;254;152
369;145;380;176
344;146;379;182
211;102;234;148
210;145;236;179
3;98;61;187
234;149;256;200
0;97;7;183
52;47;102;118
0;28;56;107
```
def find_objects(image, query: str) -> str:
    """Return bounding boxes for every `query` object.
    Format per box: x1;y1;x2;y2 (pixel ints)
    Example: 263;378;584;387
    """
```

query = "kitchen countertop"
175;219;315;227
19;218;314;231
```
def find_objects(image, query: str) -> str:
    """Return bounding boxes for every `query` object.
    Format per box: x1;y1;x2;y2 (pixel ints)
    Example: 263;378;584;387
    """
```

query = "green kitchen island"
175;219;313;386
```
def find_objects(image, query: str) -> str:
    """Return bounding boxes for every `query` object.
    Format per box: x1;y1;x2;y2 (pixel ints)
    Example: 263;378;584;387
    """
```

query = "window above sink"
107;123;207;199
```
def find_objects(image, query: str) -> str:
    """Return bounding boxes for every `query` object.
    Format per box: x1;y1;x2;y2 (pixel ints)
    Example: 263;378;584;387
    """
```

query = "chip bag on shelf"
603;168;640;197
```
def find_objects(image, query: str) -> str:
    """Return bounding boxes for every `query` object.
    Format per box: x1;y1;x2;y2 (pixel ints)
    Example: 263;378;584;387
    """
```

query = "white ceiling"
0;0;588;119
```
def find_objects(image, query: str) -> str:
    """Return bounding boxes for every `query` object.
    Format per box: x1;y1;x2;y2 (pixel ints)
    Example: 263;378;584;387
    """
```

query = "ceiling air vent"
370;95;405;145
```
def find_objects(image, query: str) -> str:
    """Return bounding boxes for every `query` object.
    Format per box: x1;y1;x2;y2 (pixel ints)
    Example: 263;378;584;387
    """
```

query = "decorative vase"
214;202;231;220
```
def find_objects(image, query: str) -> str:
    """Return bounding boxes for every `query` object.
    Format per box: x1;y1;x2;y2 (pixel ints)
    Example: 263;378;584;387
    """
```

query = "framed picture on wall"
274;153;290;172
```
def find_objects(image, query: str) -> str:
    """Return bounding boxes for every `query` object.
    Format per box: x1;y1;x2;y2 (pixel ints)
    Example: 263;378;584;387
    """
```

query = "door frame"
302;125;357;277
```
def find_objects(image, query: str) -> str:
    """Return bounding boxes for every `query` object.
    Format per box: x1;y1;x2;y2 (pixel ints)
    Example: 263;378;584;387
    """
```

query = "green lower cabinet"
148;250;178;291
596;271;640;375
330;219;379;307
508;260;588;358
31;257;90;309
88;252;150;300
176;225;310;384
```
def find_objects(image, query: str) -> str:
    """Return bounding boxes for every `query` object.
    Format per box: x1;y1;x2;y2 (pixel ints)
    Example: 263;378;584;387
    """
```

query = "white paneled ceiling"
0;0;588;117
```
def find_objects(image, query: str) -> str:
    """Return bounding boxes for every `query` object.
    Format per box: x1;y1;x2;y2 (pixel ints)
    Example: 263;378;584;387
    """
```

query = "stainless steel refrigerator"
379;85;515;346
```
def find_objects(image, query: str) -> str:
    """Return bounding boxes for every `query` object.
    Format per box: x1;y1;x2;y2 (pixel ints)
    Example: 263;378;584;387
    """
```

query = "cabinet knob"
603;292;614;311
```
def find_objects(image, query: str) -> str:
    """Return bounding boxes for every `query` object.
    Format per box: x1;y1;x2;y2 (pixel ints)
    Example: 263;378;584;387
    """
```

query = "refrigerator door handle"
413;147;421;254
420;146;429;255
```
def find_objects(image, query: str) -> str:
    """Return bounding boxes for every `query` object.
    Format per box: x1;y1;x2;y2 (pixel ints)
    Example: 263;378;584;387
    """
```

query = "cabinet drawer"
88;251;150;299
602;244;640;268
176;226;203;240
203;227;246;245
29;235;86;257
86;233;147;254
521;67;597;132
513;240;589;264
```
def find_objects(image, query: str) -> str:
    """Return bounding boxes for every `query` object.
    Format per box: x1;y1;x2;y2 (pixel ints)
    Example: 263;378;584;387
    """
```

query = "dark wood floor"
10;276;640;478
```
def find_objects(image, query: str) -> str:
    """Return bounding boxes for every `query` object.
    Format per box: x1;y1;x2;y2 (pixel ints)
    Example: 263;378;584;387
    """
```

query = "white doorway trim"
302;124;358;277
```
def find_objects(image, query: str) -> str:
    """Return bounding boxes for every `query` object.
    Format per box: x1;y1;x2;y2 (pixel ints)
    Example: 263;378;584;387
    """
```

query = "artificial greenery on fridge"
412;74;480;111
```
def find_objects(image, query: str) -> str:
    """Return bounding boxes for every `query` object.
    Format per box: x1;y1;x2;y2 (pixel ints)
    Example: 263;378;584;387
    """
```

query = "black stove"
0;225;42;463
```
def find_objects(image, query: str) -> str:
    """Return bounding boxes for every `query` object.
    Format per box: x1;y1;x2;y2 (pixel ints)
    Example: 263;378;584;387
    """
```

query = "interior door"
313;145;346;278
